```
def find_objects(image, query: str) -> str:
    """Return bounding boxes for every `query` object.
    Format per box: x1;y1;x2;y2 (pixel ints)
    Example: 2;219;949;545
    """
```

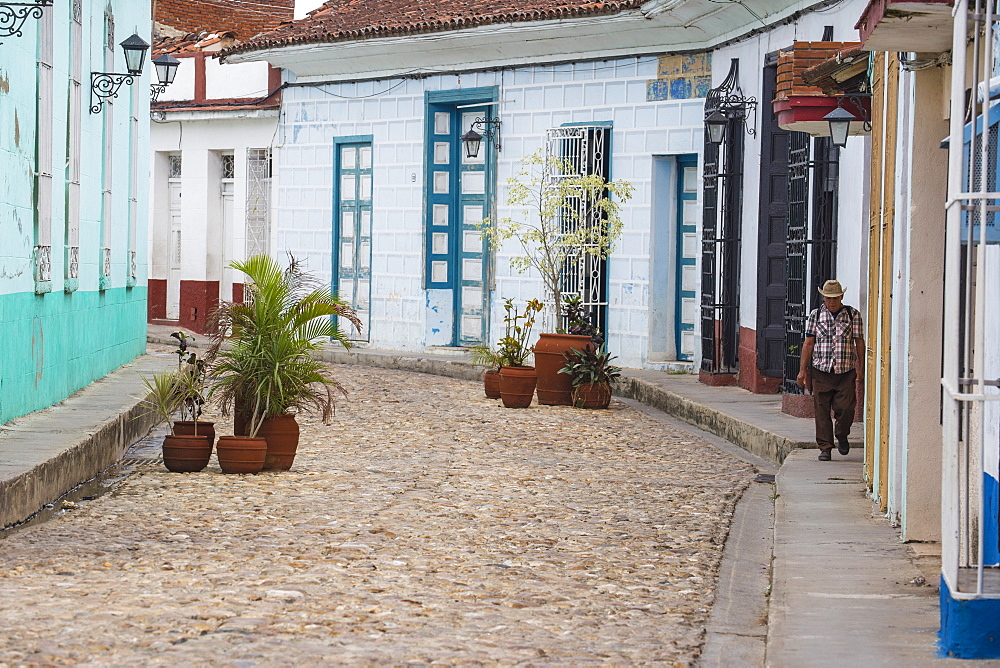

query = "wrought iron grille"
66;245;79;279
221;154;235;180
129;249;136;280
701;59;754;375
246;148;271;258
783;134;839;393
102;247;111;277
700;123;744;373
544;126;610;337
168;155;182;178
34;244;51;282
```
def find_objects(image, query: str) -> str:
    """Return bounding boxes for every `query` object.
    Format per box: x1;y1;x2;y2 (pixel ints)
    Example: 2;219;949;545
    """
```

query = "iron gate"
545;125;610;336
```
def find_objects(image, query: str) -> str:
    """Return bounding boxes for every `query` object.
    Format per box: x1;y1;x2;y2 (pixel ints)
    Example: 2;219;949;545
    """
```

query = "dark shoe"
818;450;832;461
837;437;850;456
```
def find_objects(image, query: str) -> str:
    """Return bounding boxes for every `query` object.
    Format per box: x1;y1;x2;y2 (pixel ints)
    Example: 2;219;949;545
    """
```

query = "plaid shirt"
804;304;863;374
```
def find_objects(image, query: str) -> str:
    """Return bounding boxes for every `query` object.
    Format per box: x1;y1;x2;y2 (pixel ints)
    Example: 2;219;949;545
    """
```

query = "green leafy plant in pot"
558;345;623;409
169;334;216;451
466;343;505;399
139;370;212;472
497;297;543;408
207;254;361;472
478;150;632;405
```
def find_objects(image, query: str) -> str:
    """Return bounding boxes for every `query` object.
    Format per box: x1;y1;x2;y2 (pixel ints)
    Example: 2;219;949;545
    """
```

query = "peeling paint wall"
0;0;150;425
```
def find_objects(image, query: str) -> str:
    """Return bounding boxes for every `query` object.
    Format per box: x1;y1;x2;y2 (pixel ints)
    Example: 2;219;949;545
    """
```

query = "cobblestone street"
0;355;755;665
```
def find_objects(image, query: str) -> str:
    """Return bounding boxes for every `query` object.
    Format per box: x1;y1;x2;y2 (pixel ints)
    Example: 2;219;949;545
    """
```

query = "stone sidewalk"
0;359;755;665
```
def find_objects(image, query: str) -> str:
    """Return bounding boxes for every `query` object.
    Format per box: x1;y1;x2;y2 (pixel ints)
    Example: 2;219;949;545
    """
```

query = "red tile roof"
156;0;295;41
223;0;645;57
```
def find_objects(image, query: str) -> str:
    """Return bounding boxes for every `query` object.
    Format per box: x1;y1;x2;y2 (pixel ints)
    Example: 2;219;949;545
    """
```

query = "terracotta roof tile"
223;0;645;57
156;0;295;41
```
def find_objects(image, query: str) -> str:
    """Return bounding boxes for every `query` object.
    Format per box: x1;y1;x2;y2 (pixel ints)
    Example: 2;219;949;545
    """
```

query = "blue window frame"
424;87;497;345
332;135;373;341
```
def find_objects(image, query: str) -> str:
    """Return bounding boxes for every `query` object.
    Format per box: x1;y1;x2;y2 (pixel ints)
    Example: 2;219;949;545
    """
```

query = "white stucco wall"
149;114;279;303
274;56;705;367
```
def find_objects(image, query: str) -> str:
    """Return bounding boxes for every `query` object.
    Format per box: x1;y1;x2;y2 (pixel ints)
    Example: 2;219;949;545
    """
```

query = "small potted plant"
558;345;623;409
170;334;215;452
467;344;505;399
497;297;543;408
479;151;632;406
139;370;212;472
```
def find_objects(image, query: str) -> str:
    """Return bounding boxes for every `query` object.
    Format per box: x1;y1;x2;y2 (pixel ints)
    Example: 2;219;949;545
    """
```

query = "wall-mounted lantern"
90;32;149;114
150;52;180;103
705;110;728;146
823;96;871;148
460;117;501;159
823;105;856;148
0;0;52;44
702;58;757;145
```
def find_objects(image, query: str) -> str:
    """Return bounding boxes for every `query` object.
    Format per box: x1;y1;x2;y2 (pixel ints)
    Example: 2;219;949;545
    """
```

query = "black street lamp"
824;105;857;148
705;110;728;146
90;32;150;114
460;117;501;159
151;53;180;103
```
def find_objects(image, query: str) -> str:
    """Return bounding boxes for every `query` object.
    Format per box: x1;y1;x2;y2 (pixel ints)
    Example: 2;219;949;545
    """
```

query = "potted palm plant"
558;345;623;409
479;150;632;405
466;343;505;399
207;254;361;472
139;370;212;472
497;297;543;408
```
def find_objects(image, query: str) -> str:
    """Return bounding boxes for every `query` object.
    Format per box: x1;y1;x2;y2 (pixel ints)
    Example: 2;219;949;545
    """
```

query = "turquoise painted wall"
0;288;147;424
0;1;150;424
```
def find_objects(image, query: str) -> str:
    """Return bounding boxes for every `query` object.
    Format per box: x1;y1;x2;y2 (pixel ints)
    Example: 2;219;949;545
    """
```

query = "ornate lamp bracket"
704;58;758;138
91;72;135;114
0;0;53;43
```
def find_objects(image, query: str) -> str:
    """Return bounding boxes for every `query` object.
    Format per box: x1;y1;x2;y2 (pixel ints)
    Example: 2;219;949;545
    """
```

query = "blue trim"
675;154;698;361
331;135;375;298
561;120;614;127
426;86;498;104
334;135;374;146
986;472;1000;566
332;136;374;340
940;575;1000;659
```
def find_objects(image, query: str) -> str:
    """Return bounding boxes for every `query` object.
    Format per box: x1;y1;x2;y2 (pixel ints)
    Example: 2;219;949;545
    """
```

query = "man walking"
796;280;865;461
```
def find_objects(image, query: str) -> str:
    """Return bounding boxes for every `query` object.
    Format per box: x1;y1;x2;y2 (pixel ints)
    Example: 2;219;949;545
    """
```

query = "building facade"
147;0;293;334
222;0;850;370
0;0;150;425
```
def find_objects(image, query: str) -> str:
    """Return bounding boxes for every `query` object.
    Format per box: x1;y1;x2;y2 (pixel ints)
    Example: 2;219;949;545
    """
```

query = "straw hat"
818;280;846;298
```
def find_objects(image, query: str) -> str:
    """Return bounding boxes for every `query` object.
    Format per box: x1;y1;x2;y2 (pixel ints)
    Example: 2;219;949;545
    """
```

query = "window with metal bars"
546;124;611;338
782;134;839;393
700;120;744;375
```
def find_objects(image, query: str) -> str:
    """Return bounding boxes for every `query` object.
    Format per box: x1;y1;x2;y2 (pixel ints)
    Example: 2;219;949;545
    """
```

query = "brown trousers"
811;367;857;451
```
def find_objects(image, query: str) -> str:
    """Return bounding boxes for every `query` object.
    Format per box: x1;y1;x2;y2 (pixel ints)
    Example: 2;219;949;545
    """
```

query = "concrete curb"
614;376;812;463
0;354;174;529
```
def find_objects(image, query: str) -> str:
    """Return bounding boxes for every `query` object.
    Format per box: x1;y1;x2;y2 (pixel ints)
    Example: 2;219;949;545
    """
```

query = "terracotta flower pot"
499;366;537;408
534;333;593;405
572;382;612;409
484;370;501;399
172;421;216;451
161;434;212;473
215;435;267;474
258;414;301;471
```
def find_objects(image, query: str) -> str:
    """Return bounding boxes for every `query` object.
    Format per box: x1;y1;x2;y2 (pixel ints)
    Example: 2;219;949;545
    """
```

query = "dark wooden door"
756;57;789;378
